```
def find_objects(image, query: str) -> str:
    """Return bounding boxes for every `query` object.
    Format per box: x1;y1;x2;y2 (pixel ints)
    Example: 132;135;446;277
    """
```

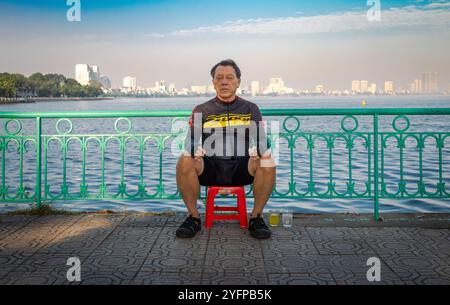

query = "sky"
0;0;449;91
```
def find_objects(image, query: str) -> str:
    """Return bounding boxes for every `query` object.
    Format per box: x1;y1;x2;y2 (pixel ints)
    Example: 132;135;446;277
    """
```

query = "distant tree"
0;73;17;97
0;72;103;98
87;80;103;96
29;72;45;83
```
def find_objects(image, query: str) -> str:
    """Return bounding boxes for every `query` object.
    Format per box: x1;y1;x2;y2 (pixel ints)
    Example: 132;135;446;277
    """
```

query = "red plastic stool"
205;186;248;229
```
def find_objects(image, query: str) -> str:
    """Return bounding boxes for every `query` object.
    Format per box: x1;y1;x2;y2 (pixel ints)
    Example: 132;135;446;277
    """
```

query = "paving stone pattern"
0;213;449;285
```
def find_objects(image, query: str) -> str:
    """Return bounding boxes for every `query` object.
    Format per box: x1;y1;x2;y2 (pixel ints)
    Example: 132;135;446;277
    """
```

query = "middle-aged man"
175;59;276;239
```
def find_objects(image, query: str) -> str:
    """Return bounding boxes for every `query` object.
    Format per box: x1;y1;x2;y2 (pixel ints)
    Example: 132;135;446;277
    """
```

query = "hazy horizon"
0;0;449;90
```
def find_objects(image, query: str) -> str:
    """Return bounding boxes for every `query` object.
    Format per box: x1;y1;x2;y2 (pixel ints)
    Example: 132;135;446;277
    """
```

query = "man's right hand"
248;146;259;161
194;146;206;161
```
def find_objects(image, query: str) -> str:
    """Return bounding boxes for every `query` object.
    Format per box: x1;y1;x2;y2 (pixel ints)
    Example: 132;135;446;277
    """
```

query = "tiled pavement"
0;213;449;285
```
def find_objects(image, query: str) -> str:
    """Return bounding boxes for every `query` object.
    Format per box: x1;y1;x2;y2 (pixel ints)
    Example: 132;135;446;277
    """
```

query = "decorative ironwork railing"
1;108;450;220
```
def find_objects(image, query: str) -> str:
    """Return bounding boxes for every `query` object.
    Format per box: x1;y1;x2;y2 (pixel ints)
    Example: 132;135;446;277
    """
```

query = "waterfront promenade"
0;212;449;285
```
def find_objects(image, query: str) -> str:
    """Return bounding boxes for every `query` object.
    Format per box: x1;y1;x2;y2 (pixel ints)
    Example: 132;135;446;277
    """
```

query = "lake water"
1;95;450;214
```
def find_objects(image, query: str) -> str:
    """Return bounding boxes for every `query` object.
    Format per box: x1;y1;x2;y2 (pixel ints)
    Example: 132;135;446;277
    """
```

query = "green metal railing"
1;108;450;220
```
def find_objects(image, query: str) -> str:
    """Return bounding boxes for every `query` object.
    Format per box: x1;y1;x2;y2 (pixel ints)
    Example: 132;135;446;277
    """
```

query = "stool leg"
237;188;248;229
205;188;217;229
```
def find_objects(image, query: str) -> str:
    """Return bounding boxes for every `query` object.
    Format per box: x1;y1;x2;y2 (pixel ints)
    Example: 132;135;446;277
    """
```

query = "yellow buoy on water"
361;100;367;107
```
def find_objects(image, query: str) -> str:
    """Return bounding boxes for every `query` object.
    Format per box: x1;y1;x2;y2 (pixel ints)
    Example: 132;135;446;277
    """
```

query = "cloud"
425;2;450;9
150;3;450;37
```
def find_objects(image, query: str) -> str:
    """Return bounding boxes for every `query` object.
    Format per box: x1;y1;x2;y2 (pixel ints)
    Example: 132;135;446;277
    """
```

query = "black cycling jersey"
184;96;269;158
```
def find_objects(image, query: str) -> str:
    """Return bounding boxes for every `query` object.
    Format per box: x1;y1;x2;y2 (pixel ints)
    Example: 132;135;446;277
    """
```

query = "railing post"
36;116;42;209
373;114;379;221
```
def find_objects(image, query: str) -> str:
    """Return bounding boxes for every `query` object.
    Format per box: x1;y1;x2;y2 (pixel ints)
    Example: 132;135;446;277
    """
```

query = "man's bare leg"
176;155;204;218
248;158;276;218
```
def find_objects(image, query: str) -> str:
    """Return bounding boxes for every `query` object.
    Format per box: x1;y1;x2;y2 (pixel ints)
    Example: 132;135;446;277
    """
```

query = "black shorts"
198;156;254;186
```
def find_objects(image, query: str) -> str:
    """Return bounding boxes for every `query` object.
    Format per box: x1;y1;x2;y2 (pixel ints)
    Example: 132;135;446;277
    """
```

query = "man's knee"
250;154;276;171
249;161;276;178
177;155;202;176
260;153;276;168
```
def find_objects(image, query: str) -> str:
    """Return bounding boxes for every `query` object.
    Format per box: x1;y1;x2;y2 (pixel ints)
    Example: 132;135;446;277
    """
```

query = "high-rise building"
168;83;176;95
384;81;394;94
190;85;207;95
351;80;370;93
99;76;111;89
351;80;361;93
251;81;260;96
368;83;377;94
409;79;422;94
422;72;438;94
75;64;109;87
207;85;215;94
266;78;286;94
315;85;324;93
90;65;100;81
75;64;92;86
271;78;284;91
360;80;368;93
155;80;166;93
123;76;137;91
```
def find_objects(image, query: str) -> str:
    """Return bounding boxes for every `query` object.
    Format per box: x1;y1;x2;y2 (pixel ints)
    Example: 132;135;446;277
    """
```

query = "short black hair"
210;59;241;79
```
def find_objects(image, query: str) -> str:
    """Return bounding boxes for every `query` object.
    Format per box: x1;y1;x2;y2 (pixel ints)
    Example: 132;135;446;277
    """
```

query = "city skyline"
0;1;449;90
74;63;445;95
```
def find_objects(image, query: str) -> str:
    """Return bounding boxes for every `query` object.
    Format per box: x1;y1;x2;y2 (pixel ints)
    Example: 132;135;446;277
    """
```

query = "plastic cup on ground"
282;210;293;228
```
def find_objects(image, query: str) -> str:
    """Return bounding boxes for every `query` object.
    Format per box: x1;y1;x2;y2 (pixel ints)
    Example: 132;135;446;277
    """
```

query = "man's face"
212;65;241;101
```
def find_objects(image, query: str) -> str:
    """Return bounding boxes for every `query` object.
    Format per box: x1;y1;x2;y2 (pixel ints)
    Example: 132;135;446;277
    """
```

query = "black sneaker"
248;214;271;239
176;215;201;238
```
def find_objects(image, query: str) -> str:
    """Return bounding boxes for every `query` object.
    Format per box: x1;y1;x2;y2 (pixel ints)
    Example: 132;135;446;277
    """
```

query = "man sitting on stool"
175;59;276;239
